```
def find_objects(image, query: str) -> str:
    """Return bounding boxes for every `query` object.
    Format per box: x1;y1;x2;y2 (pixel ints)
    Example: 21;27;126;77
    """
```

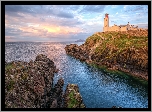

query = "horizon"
5;38;85;42
5;5;148;42
5;40;84;43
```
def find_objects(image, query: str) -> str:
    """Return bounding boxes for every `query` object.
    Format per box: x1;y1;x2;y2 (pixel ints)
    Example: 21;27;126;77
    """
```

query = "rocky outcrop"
5;54;85;108
65;44;90;62
90;47;148;80
5;54;57;108
65;31;148;81
63;84;86;108
49;78;64;108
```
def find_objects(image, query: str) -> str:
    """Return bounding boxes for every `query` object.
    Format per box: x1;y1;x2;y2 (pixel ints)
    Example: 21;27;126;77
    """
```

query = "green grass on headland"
83;31;148;82
85;31;148;57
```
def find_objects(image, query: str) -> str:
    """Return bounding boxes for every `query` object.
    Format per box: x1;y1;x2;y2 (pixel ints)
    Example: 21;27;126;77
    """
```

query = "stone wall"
120;26;127;31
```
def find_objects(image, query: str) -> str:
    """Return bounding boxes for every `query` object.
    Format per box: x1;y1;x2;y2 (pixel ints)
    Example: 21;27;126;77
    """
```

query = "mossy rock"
67;90;79;108
65;84;85;108
5;63;15;71
7;80;15;91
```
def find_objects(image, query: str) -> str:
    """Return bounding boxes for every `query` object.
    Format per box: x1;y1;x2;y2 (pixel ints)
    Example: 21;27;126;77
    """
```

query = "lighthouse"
103;13;109;32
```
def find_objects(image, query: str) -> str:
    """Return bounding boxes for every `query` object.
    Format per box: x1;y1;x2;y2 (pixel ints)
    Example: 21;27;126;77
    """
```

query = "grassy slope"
85;31;147;55
84;31;148;81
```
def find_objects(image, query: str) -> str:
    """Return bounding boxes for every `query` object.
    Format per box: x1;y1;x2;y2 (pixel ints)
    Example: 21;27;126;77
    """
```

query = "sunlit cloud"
5;5;148;42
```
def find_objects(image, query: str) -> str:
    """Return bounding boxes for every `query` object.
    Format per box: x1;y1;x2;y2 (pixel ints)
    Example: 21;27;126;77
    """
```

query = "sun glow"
43;26;61;33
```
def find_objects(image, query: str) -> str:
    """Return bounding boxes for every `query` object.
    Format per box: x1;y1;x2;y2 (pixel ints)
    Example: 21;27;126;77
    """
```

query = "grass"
7;80;15;91
67;90;78;108
86;32;147;55
5;62;29;81
85;32;148;71
5;62;30;92
5;63;15;71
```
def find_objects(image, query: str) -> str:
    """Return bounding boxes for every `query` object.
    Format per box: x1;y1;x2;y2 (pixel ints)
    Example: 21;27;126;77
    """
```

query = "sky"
5;5;148;42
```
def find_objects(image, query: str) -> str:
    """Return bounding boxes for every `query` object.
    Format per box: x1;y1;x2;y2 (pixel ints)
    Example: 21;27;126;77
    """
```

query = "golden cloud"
18;24;83;38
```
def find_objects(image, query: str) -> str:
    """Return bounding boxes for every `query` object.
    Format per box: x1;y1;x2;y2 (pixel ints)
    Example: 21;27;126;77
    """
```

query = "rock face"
5;54;57;108
5;54;85;108
65;30;148;80
49;78;64;108
65;44;90;62
63;84;86;108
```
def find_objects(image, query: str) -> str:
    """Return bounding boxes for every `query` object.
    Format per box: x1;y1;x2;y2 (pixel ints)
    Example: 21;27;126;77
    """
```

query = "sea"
5;42;148;108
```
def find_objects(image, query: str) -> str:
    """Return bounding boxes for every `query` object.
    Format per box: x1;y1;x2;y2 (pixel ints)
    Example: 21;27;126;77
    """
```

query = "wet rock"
50;99;57;108
65;44;89;62
49;78;64;108
112;106;122;108
112;106;117;108
35;54;56;69
63;84;86;108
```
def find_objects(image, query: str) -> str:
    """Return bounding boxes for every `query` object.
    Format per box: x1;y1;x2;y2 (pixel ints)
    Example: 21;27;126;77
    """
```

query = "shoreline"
86;61;148;82
87;61;148;81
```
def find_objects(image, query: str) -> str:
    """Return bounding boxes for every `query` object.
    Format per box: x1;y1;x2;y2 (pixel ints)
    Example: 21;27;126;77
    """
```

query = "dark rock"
65;44;89;62
5;54;57;108
35;54;56;69
112;106;122;108
50;99;57;108
49;78;64;108
112;106;117;108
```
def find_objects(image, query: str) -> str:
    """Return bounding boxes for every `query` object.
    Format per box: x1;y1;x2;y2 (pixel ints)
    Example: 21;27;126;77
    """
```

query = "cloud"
59;19;83;27
5;5;38;17
5;12;85;40
123;5;148;14
111;21;116;23
5;5;148;42
69;5;81;11
55;11;74;18
111;5;118;9
5;5;25;12
45;5;75;18
5;5;75;19
123;5;129;9
80;5;106;13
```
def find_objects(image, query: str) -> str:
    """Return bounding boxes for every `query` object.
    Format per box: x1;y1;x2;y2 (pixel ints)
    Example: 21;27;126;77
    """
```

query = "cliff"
65;30;148;81
5;54;85;108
